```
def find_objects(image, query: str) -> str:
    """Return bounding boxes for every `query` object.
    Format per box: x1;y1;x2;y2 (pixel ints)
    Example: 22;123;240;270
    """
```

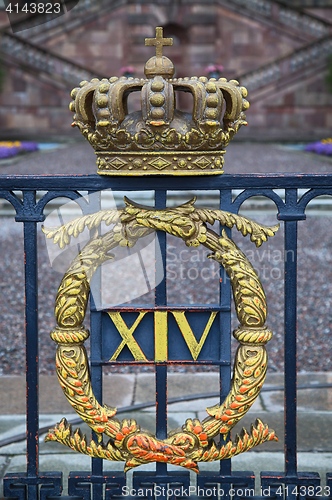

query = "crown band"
96;150;225;175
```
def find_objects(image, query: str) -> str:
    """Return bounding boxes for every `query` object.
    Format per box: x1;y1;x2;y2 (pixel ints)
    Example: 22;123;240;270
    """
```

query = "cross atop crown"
144;26;175;79
145;27;173;58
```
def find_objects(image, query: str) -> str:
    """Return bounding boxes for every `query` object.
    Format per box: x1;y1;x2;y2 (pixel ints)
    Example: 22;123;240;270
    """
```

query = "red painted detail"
95;414;106;422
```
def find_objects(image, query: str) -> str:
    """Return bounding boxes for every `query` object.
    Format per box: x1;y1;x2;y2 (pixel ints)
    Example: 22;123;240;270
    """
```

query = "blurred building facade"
0;0;332;140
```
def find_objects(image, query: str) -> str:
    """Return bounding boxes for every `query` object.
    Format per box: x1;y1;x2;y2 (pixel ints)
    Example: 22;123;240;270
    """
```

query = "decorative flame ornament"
69;27;249;175
45;28;278;472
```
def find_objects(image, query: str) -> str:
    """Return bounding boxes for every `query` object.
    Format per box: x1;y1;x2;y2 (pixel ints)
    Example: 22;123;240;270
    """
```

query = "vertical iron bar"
23;192;39;480
219;190;232;478
284;190;298;476
91;309;103;489
88;191;103;499
155;190;167;477
155;190;167;306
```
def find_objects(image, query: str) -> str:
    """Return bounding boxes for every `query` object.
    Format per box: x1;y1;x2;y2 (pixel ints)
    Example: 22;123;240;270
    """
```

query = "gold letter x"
108;311;147;361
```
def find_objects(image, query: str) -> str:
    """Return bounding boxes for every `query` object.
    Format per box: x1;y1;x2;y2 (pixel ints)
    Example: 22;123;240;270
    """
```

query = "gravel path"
0;142;331;375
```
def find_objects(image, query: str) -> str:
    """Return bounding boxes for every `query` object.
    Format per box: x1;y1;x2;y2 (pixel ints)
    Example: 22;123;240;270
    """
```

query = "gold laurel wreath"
44;198;279;473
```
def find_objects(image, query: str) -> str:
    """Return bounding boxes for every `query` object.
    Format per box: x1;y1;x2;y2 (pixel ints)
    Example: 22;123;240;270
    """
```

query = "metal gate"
2;23;332;500
1;173;332;500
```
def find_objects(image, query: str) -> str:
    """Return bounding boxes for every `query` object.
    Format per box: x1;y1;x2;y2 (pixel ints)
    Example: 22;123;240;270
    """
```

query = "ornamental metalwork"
41;27;282;473
44;198;279;470
69;27;249;175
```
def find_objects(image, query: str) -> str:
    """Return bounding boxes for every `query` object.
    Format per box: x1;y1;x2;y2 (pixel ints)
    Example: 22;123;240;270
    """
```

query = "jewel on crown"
69;27;249;175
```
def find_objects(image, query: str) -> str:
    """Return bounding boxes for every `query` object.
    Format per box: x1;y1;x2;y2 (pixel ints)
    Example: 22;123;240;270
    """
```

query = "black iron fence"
1;173;332;500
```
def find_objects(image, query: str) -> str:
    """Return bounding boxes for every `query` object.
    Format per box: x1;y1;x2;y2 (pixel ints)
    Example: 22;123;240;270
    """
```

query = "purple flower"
20;142;39;152
0;141;38;159
305;140;332;155
0;146;20;158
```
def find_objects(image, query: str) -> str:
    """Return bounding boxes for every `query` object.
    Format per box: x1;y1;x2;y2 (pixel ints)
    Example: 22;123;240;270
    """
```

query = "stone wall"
0;1;331;140
0;66;69;138
241;69;332;141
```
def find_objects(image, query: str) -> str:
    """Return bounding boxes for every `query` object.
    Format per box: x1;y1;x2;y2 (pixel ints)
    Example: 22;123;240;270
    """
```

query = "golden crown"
69;27;249;176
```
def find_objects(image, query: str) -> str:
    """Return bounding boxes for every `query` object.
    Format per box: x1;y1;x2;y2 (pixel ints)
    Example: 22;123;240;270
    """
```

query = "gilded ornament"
69;27;248;175
44;198;279;472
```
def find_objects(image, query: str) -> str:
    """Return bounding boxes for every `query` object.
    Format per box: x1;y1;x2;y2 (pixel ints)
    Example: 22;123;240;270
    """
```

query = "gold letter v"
171;311;217;361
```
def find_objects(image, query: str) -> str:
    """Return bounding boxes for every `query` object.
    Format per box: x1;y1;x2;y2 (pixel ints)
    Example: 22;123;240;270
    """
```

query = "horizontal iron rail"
91;305;229;311
91;360;232;365
0;173;332;190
